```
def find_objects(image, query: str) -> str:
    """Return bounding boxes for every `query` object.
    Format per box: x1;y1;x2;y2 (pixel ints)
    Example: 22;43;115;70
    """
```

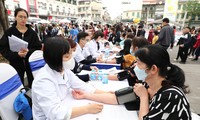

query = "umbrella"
36;19;50;24
59;18;70;23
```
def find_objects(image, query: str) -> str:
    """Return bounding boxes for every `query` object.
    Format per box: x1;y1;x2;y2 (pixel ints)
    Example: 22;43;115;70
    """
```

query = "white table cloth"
70;77;138;120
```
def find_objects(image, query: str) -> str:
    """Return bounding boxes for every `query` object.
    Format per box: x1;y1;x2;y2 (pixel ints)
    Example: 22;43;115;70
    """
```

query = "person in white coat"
83;30;104;58
32;36;117;120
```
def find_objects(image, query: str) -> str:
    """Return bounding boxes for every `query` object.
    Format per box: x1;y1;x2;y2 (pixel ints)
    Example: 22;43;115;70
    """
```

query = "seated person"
108;37;149;85
133;44;191;119
103;39;136;67
74;31;102;65
32;36;118;119
68;38;98;82
83;30;104;59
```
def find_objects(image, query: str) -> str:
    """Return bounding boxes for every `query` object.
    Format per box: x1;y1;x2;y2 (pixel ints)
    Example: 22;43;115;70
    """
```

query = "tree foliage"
0;0;9;38
183;0;200;17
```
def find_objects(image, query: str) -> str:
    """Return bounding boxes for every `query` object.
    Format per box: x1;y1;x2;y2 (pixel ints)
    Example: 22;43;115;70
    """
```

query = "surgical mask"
134;65;147;81
63;57;75;70
72;51;76;57
130;49;135;56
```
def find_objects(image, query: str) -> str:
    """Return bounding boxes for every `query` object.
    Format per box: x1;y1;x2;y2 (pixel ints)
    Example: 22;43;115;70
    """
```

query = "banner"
163;0;178;22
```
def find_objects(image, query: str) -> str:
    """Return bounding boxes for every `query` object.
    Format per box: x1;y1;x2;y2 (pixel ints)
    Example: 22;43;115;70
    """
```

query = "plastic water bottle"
90;69;96;81
105;49;110;58
102;73;108;84
97;70;103;81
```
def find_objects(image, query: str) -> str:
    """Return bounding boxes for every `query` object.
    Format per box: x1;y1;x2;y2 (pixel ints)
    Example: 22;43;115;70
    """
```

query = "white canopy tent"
59;18;71;23
36;19;50;24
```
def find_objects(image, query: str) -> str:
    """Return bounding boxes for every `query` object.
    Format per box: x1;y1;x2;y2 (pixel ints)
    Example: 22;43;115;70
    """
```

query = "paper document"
8;35;28;52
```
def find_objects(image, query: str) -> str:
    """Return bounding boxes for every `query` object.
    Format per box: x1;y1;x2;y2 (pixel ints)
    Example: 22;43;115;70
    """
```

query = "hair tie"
167;63;172;71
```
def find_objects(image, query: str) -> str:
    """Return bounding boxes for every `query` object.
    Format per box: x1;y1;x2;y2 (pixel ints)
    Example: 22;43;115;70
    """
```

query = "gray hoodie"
156;25;174;48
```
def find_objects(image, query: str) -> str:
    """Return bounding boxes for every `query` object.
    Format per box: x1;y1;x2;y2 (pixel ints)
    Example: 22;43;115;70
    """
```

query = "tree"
183;0;200;25
0;0;9;38
0;0;9;62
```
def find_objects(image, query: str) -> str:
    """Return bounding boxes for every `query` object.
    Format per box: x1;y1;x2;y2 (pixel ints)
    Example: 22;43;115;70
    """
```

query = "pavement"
168;46;200;114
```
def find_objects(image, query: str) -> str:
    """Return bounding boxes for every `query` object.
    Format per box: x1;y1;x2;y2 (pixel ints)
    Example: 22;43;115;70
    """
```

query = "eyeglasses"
18;15;28;20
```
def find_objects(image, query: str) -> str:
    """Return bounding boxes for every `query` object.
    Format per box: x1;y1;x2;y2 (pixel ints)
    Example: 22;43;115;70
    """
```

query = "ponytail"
162;64;189;93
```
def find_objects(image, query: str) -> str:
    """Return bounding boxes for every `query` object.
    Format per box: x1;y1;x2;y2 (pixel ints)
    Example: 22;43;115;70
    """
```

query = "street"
169;46;200;114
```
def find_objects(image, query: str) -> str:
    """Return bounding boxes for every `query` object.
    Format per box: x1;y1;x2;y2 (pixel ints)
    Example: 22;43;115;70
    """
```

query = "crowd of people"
1;7;198;120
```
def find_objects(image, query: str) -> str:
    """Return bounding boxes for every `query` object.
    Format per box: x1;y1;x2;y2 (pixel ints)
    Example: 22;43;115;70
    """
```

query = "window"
126;13;128;17
150;7;153;10
73;0;76;5
191;16;195;20
181;13;184;19
68;8;71;14
78;8;81;12
178;4;181;10
183;4;186;9
56;6;59;12
5;5;8;9
68;0;71;4
49;4;52;11
177;14;180;19
132;12;135;16
63;7;65;13
186;14;189;19
151;14;153;18
137;12;140;18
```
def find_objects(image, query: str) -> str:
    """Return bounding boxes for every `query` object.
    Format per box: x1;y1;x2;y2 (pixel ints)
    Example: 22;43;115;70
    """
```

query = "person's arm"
133;83;149;120
71;104;103;119
72;90;118;105
108;74;119;81
0;31;21;61
26;30;42;58
80;58;96;65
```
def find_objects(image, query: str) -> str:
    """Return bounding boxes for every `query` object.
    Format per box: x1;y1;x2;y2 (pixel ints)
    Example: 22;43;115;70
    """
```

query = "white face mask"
72;51;76;57
134;65;147;81
63;57;75;70
130;49;135;56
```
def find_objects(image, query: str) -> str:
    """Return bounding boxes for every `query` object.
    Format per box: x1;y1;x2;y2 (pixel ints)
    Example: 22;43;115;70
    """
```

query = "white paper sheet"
8;35;28;52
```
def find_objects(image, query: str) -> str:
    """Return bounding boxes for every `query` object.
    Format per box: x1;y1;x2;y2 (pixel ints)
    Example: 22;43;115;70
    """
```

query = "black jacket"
0;24;42;62
0;24;42;86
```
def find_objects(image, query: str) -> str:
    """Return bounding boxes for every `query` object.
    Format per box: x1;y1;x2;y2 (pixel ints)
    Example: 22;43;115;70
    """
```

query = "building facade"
77;0;103;23
121;0;143;22
141;0;165;22
5;0;78;22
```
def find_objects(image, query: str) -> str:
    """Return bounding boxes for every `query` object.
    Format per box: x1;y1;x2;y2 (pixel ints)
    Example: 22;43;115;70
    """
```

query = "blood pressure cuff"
117;70;130;81
115;86;137;105
115;55;125;64
77;74;90;82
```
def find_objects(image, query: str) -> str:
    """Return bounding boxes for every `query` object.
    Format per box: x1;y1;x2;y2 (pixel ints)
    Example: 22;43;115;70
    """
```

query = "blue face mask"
134;65;147;81
130;49;135;56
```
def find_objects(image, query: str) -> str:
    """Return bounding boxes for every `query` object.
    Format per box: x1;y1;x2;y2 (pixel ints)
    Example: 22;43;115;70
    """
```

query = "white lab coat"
84;39;100;58
74;43;85;63
32;64;95;120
